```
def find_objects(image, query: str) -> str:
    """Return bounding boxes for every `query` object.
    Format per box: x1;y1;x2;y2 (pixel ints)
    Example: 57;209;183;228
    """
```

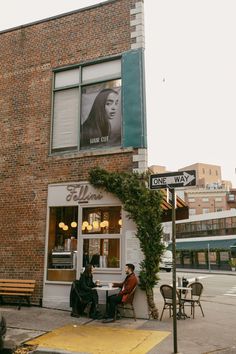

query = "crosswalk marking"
187;275;212;283
224;286;236;297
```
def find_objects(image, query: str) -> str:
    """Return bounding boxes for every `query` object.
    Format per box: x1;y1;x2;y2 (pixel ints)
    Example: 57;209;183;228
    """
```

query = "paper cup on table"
108;283;113;289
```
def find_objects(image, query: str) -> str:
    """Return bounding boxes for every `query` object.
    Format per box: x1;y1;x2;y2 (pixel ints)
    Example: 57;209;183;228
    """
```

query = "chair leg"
199;302;204;317
131;305;136;321
192;303;195;319
160;306;165;321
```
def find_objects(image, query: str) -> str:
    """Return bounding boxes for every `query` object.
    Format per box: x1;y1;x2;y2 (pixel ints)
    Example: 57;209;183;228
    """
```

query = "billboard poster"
80;79;122;150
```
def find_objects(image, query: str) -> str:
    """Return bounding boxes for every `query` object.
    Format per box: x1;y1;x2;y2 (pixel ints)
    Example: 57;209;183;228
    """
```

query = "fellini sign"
66;184;103;202
47;182;120;206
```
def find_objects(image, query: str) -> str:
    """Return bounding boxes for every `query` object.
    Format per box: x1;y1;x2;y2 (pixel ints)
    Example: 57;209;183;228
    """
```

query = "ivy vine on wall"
89;167;165;319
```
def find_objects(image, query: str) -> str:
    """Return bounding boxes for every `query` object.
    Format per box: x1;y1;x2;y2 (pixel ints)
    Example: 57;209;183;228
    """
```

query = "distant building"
166;209;236;270
150;163;234;215
227;189;236;209
178;162;232;189
178;163;233;215
149;165;167;174
184;188;229;215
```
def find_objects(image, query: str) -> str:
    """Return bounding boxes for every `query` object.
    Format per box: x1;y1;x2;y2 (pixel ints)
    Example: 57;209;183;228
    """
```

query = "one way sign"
149;170;196;189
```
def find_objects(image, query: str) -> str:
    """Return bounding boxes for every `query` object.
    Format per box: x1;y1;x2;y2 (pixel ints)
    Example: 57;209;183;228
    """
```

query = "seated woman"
70;264;101;319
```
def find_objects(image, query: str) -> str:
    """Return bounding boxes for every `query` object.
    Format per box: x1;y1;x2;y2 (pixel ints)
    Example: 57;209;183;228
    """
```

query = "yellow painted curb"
27;324;170;353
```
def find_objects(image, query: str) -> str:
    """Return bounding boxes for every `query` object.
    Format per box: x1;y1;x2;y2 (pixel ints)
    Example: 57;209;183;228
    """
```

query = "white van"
159;250;173;272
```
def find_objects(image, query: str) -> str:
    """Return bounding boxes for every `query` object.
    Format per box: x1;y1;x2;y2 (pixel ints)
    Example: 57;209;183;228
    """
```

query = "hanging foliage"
89;167;165;319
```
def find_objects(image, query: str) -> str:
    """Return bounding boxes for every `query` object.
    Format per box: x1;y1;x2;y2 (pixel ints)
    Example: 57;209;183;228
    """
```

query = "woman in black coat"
70;264;101;319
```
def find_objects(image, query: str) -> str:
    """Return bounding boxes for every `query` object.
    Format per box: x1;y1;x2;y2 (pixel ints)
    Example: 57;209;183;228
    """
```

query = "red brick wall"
0;0;139;303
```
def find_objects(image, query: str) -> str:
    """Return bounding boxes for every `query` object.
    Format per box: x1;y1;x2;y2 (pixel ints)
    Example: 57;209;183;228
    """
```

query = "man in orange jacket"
103;263;138;323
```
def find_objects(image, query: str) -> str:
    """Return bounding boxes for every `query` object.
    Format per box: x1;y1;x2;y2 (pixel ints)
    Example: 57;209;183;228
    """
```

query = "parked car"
0;313;7;351
159;249;173;272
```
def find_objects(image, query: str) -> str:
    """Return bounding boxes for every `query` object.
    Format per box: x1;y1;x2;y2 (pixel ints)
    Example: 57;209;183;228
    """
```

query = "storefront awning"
168;239;236;251
161;190;189;222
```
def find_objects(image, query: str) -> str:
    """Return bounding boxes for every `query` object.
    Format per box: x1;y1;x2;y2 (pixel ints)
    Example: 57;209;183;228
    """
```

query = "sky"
1;0;235;186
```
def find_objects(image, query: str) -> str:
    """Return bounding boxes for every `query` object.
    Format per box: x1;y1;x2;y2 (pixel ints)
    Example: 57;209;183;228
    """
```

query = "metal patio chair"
183;281;204;319
160;284;182;321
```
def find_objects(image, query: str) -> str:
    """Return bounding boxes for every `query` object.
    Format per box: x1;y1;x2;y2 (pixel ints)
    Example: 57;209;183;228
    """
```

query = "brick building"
0;0;149;311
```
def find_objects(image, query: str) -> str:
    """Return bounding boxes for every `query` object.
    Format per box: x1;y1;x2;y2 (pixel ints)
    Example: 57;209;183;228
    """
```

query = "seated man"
103;263;138;323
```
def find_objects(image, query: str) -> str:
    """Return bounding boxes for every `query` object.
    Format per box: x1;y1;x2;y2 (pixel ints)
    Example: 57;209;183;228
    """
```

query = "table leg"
177;290;189;320
106;290;108;313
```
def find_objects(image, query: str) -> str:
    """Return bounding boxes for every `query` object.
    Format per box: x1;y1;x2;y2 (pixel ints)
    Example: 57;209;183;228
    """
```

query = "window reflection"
47;206;78;282
83;238;120;268
82;206;121;234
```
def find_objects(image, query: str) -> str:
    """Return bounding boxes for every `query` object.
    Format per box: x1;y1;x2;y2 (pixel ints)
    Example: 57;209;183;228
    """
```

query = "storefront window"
198;252;206;265
209;251;217;264
220;252;229;262
82;206;121;269
82;206;121;234
182;251;191;265
176;252;181;265
47;205;122;281
47;206;78;282
83;239;120;268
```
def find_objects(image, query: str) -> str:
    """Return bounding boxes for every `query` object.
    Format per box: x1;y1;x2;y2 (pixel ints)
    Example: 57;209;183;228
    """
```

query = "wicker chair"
115;286;137;321
183;281;204;319
159;284;181;321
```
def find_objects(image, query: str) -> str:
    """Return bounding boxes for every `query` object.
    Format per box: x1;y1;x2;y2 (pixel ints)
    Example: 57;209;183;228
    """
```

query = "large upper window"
52;59;122;152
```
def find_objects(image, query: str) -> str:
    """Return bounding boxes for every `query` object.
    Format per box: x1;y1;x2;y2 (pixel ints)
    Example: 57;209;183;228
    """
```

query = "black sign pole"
171;187;178;354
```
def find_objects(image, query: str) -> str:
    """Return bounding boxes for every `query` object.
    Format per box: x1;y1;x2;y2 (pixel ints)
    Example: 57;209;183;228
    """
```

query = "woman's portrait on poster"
80;81;121;150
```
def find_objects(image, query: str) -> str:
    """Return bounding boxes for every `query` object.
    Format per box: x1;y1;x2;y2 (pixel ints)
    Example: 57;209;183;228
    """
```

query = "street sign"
149;170;196;189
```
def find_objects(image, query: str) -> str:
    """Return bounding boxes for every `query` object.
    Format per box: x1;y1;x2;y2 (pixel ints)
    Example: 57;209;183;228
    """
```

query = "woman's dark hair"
83;264;93;276
81;88;118;145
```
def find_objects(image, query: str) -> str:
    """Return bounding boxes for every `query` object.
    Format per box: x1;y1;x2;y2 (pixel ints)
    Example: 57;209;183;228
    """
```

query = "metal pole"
171;188;178;353
208;243;211;272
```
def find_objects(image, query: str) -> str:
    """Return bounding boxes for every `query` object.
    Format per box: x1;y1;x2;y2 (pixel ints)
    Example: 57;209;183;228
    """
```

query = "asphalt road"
158;270;236;305
148;270;236;353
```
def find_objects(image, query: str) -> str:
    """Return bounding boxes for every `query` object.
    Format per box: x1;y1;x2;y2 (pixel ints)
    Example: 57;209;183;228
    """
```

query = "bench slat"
0;284;35;289
0;292;33;296
0;288;34;293
0;279;35;284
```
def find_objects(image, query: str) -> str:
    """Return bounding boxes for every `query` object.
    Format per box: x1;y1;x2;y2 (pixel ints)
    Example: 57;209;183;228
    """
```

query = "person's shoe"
90;312;103;320
102;318;115;323
80;312;88;317
71;312;80;318
116;310;121;319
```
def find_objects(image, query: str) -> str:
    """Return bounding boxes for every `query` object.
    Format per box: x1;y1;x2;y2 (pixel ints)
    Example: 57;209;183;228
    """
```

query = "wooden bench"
0;279;36;310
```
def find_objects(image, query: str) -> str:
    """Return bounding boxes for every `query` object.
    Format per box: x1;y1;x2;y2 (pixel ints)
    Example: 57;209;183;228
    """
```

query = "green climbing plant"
89;167;165;319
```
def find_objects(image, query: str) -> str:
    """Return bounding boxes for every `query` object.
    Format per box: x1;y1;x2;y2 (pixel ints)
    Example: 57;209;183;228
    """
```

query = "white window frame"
189;208;196;215
202;197;209;202
202;208;209;214
215;197;222;202
78;204;123;274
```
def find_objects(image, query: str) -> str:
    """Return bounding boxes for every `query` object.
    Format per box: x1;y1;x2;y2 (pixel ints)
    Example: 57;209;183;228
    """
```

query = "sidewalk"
176;268;236;276
2;287;236;354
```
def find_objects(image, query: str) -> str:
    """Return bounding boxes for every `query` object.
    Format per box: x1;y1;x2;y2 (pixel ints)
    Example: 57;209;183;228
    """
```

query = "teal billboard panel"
122;49;147;148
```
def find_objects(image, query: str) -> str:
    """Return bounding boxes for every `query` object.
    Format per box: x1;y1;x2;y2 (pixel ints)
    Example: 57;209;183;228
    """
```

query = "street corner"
26;324;171;353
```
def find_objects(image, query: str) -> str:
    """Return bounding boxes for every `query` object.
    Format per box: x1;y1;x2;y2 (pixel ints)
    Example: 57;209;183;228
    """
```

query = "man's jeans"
107;294;123;318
